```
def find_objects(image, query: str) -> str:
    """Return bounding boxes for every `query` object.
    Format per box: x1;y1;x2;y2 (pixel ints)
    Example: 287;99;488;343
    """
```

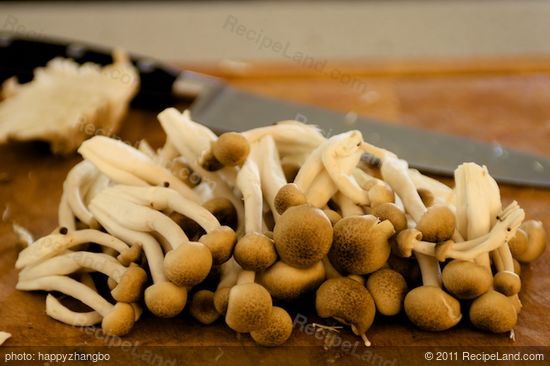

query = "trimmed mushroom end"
315;277;375;336
200;226;238;265
366;268;408;316
404;286;462;331
330;215;394;274
111;263;148;303
225;283;272;333
442;260;492;300
470;290;517;333
144;282;187;318
416;205;456;242
190;290;220;325
493;271;521;297
234;232;277;272
274;205;333;268
274;184;307;215
164;241;213;287
250;306;293;346
101;303;135;336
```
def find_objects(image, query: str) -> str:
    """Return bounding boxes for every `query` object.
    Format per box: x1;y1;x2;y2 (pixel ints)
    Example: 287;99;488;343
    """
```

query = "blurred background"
2;0;550;62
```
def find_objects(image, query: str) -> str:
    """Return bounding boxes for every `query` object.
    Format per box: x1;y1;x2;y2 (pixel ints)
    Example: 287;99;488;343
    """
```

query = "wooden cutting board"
0;57;549;365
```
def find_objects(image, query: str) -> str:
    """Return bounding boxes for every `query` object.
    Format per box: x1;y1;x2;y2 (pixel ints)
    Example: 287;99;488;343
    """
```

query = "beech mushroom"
257;261;325;301
19;252;147;303
441;260;492;299
329;215;394;274
366;202;407;233
234;232;277;271
17;275;135;336
366;268;408;316
514;220;546;263
508;228;528;259
201;132;250;171
90;204;188;317
16;229;139;269
79;135;201;203
250;307;293;346
316;277;376;346
63;160;100;229
190;290;220;325
46;294;103;326
273;204;333;268
274;183;307;215
213;258;240;315
469;290;518;333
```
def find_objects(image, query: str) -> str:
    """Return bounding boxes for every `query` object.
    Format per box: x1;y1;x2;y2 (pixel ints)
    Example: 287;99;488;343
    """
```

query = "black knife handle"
0;32;194;107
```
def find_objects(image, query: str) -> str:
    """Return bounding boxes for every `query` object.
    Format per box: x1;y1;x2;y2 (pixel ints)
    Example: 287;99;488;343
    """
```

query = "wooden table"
1;57;549;365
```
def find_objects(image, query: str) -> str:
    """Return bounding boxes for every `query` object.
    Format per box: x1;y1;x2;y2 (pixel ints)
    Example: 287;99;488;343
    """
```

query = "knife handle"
0;32;216;107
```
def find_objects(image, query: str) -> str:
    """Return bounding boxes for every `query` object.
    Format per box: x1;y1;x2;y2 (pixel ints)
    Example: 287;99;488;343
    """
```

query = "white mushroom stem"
17;275;118;317
16;229;130;269
156;140;179;167
242;120;325;155
91;203;166;284
258;136;287;221
322;131;369;205
46;294;102;326
408;169;454;206
305;170;338;208
294;139;330;193
58;191;76;232
79;136;201;203
19;251;129;282
0;332;11;346
416;251;442;287
217;257;241;291
334;192;364;217
83;174;110;206
63;160;99;227
138;139;156;159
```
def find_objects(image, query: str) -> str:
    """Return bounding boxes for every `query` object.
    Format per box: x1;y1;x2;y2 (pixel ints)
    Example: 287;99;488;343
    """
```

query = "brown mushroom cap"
101;302;135;336
225;283;272;333
190;290;220;325
213;132;250;167
415;205;456;242
111;263;148;303
274;184;307;215
469;290;517;333
514;220;546;263
117;243;142;266
234;232;277;271
367;182;395;207
257;261;325;301
493;271;521;297
213;287;231;315
144;282;187;318
368;202;407;233
329;215;394;275
250;306;293;346
508;228;528;258
164;241;213;287
442;260;492;300
366;268;408;316
274;205;333;268
323;209;342;227
200;226;238;265
315;277;375;336
203;197;239;230
404;286;461;331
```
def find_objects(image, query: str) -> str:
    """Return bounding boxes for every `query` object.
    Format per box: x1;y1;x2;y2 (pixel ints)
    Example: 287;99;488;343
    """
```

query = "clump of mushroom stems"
14;108;546;346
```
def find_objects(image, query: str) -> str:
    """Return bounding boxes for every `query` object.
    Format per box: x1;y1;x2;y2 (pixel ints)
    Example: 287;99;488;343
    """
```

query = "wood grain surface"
0;57;549;364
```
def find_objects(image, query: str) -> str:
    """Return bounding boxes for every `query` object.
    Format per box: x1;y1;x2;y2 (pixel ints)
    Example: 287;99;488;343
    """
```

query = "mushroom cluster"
15;108;546;346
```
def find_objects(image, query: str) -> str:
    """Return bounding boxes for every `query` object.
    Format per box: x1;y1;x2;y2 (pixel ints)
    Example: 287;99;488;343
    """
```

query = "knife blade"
2;32;549;187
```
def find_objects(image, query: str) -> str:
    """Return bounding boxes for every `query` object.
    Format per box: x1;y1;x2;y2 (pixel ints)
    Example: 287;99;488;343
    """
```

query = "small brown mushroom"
415;205;456;243
514;220;546;263
316;277;376;346
273;183;307;215
190;290;220;325
493;271;521;297
201;132;250;171
250;306;293;346
367;202;407;233
233;232;277;272
257;261;325;301
366;268;407;316
469;290;517;333
404;286;461;331
329;215;394;275
273;205;333;268
144;282;188;318
441;260;492;299
508;228;528;258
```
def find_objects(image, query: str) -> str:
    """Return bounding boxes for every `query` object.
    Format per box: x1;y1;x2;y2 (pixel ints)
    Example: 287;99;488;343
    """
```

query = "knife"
1;32;549;188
